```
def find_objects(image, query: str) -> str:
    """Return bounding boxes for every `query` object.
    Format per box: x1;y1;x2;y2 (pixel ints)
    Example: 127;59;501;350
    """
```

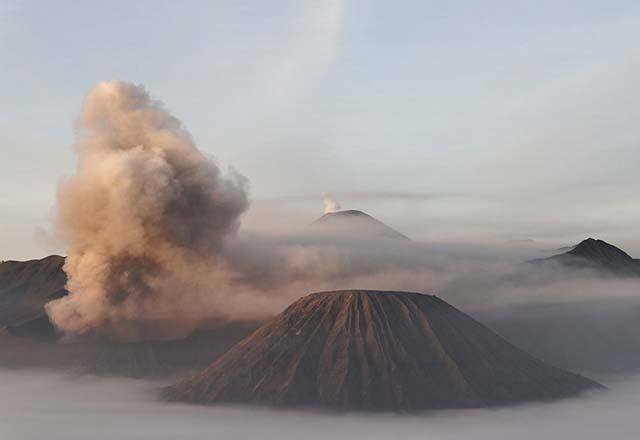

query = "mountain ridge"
531;238;640;276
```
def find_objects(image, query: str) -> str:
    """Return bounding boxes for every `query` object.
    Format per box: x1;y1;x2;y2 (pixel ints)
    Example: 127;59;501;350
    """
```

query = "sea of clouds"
0;369;637;439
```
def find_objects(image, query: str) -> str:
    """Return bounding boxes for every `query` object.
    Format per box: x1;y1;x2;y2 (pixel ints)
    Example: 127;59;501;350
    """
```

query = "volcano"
533;238;640;276
312;210;409;240
164;290;600;411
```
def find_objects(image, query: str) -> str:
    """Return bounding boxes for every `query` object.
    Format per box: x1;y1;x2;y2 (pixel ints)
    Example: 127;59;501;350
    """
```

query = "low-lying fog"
1;370;636;439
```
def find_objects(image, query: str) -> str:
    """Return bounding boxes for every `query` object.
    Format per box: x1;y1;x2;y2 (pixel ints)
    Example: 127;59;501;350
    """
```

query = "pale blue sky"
2;0;640;259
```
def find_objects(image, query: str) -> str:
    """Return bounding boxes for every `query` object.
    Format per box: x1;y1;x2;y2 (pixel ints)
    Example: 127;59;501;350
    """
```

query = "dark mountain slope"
568;238;633;263
532;238;640;276
164;290;600;411
0;255;67;337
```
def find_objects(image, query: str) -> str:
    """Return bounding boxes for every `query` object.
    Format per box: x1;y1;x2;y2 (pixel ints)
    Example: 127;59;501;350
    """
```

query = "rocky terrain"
164;290;601;411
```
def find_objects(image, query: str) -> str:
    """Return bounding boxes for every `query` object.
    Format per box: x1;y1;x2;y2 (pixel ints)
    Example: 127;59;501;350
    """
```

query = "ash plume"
322;193;341;213
45;81;249;340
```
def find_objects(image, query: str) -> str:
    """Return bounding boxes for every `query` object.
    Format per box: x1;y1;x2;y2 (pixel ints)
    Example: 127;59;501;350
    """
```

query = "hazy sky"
2;0;640;260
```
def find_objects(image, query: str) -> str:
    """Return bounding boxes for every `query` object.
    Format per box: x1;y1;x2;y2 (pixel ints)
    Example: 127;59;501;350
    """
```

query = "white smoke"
322;193;341;213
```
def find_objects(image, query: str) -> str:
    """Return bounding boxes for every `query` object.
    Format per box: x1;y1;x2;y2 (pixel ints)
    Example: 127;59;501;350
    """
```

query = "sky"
1;0;640;260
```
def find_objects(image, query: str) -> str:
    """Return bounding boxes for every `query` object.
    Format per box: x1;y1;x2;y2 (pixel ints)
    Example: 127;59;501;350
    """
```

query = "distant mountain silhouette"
532;238;640;276
0;255;67;339
568;238;633;263
312;210;409;240
164;290;600;411
483;238;640;375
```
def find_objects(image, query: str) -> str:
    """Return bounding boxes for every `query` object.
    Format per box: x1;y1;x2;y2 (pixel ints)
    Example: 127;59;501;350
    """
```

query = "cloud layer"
0;370;637;439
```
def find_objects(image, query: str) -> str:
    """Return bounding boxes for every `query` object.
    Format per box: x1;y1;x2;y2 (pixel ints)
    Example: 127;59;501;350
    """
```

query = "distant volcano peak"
568;238;632;263
322;209;366;216
531;238;640;276
312;209;409;240
314;209;380;221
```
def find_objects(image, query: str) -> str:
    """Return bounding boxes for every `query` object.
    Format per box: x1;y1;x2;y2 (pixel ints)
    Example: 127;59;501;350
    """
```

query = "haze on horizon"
2;0;640;261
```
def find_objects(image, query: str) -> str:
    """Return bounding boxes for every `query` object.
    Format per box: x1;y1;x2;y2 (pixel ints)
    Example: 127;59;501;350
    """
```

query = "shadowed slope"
532;238;640;276
0;256;67;338
568;238;633;263
164;290;600;411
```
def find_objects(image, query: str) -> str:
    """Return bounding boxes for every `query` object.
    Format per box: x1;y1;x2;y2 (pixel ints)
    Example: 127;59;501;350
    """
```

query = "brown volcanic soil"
164;290;601;411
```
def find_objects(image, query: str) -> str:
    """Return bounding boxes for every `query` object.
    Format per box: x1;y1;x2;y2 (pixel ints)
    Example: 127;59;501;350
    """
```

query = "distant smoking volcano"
46;81;249;340
312;210;410;240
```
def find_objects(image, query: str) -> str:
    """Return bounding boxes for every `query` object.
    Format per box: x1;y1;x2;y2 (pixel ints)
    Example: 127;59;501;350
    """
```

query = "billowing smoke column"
322;193;341;213
46;81;249;341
